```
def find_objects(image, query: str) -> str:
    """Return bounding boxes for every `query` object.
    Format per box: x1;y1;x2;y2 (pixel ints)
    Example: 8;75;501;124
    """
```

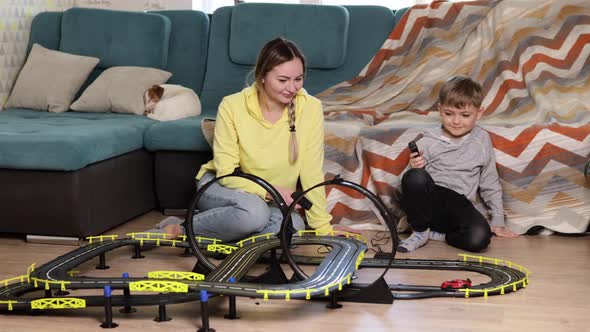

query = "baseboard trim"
26;234;82;246
163;209;187;216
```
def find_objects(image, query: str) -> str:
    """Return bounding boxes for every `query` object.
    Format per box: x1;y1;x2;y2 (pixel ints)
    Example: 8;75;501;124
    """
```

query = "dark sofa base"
154;150;212;210
0;149;156;237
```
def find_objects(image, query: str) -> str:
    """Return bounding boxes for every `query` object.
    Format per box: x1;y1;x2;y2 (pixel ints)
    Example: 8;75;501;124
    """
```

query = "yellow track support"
126;232;184;247
322;273;353;296
1;275;29;287
1;263;38;287
458;254;531;274
148;271;205;281
0;300;18;311
129;280;188;293
142;238;182;247
295;229;367;243
178;235;221;244
257;273;355;301
30;298;86;310
127;232;176;240
236;233;274;247
457;253;530;299
460;278;528;299
207;244;238;255
27;263;36;275
67;271;80;277
86;235;118;244
355;251;365;269
256;288;318;301
458;253;531;277
30;278;70;291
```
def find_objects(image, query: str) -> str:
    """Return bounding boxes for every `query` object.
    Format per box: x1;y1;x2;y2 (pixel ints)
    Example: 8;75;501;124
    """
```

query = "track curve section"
0;235;365;311
0;236;529;313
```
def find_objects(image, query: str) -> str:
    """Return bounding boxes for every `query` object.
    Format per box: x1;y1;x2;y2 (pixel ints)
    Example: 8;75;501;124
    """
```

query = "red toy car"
441;278;472;290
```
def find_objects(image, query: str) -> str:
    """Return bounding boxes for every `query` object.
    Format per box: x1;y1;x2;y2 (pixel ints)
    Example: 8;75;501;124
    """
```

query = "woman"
164;37;359;242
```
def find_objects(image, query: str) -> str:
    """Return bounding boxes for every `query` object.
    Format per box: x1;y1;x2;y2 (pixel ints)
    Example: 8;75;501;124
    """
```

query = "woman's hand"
409;152;426;168
491;226;519;238
267;185;295;206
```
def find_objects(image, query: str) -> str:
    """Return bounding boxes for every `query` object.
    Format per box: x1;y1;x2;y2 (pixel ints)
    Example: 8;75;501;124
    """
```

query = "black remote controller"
291;192;313;210
408;141;419;155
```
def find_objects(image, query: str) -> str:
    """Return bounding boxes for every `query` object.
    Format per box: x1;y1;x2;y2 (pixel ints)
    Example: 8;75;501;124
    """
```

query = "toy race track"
0;171;530;329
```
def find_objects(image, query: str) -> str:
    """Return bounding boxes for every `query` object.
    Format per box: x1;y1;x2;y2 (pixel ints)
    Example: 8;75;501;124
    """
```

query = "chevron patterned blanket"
318;0;590;234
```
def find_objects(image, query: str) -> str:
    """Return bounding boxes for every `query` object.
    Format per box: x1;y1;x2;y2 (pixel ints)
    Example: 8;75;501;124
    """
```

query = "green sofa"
0;4;407;237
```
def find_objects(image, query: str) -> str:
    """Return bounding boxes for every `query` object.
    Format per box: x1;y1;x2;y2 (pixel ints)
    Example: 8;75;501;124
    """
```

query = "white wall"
74;0;192;11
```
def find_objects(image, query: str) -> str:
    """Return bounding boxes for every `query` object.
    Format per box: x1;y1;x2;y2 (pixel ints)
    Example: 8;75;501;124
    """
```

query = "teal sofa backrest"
60;8;171;69
153;10;210;94
28;8;209;95
200;3;396;114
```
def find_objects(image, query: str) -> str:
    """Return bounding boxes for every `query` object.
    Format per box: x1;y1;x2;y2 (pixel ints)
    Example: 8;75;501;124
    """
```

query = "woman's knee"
290;213;305;231
230;194;271;234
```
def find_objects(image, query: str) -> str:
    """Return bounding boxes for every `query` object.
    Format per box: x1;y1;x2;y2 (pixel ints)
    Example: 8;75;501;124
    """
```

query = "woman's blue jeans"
192;172;305;242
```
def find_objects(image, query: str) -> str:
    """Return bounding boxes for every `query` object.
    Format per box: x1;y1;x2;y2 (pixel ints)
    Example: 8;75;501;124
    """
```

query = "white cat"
144;84;201;121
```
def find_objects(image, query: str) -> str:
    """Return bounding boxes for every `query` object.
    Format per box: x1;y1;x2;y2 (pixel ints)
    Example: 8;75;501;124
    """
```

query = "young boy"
398;76;518;253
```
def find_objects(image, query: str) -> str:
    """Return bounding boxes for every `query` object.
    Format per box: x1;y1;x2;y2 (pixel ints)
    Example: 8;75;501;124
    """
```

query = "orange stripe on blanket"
329;202;379;223
546;123;590;141
497;143;587;182
364;150;410;176
325;182;367;200
364;2;468;78
489;124;590;157
487;126;545;157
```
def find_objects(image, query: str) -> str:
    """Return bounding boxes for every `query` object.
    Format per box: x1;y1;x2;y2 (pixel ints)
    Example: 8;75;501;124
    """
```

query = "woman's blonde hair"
254;37;306;164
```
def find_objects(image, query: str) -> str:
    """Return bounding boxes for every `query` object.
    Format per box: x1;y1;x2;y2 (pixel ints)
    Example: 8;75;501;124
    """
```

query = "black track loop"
183;169;303;277
286;175;400;283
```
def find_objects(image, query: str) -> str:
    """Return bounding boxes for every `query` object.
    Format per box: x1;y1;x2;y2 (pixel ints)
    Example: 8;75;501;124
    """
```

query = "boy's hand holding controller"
408;141;426;168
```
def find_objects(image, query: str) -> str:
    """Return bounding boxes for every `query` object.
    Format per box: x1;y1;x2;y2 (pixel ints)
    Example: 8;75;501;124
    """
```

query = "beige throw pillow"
70;66;172;115
3;43;99;113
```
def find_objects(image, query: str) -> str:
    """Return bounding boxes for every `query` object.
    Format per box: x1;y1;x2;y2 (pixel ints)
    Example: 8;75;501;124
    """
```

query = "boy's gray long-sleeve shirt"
416;125;505;227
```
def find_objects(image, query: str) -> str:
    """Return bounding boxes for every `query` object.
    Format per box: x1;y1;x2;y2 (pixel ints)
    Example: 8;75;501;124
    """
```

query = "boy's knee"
401;168;432;193
461;224;492;252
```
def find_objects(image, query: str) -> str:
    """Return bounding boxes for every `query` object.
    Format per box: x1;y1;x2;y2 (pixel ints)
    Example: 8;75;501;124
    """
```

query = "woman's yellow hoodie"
197;85;333;234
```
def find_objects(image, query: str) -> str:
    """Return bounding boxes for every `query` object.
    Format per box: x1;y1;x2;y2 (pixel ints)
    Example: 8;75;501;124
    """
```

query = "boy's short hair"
438;76;483;108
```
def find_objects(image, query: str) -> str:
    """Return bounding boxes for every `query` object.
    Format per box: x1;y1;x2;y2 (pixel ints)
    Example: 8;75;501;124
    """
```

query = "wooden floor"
0;210;588;332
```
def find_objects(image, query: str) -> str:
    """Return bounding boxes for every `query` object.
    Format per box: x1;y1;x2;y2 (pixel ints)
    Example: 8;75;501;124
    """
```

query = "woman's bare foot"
162;224;183;238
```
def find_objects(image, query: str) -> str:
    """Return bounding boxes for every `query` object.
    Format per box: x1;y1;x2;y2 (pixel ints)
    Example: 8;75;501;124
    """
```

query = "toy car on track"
441;278;472;290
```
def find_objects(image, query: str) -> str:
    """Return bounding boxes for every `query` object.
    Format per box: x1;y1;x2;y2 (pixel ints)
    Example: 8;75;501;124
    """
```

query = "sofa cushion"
4;44;99;113
59;7;171;69
70;66;172;115
229;3;349;69
144;115;212;152
0;109;154;171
